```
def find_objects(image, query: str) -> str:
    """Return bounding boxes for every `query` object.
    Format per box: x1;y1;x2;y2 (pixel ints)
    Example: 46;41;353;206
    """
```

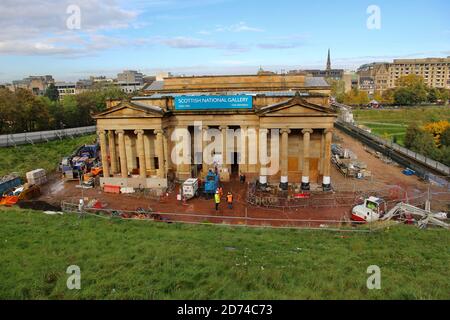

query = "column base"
301;182;310;191
279;176;288;190
258;176;268;189
322;176;331;191
301;176;310;191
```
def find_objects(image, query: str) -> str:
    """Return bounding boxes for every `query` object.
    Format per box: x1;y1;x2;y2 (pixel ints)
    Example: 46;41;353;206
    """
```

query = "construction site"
1;74;449;231
1;126;445;232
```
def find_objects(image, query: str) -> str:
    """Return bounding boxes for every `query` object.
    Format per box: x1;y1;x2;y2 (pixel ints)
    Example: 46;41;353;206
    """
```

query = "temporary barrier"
0;125;96;147
103;185;121;194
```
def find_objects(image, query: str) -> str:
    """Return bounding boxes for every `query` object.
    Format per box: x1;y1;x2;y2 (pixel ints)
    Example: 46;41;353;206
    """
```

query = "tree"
404;123;436;156
44;83;59;102
394;75;428;105
423;120;450;147
394;87;414;105
381;89;395;105
441;127;450;147
427;88;439;103
329;79;345;98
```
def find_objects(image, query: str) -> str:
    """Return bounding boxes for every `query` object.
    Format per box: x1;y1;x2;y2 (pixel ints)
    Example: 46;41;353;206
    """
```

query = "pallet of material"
26;169;47;186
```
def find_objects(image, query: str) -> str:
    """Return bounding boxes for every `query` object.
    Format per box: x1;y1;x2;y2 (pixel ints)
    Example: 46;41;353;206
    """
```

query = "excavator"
352;197;449;229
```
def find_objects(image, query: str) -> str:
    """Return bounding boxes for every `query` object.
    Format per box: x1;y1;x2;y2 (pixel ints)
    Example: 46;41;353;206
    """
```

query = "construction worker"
214;191;221;211
226;192;233;209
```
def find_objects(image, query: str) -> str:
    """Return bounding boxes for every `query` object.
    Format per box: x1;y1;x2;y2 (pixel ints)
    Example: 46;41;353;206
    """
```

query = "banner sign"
175;95;253;110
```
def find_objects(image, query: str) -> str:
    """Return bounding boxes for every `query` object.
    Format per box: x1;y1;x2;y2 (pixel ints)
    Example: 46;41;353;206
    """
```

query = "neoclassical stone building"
94;74;337;190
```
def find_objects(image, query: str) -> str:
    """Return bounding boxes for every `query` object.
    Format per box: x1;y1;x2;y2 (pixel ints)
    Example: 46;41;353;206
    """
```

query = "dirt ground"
36;129;449;228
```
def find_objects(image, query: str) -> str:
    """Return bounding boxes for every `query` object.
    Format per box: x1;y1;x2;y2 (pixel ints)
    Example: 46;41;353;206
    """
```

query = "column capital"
116;129;125;135
97;130;106;136
219;125;228;131
134;129;145;135
324;128;333;135
154;129;164;135
280;128;291;135
302;128;313;135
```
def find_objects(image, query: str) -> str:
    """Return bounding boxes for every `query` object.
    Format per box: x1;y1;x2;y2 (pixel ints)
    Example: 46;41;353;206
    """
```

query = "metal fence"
335;120;450;177
0;126;97;147
60;200;377;233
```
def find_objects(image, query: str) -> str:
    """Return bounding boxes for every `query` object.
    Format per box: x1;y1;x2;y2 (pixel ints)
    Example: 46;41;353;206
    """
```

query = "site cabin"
182;178;199;200
351;196;386;223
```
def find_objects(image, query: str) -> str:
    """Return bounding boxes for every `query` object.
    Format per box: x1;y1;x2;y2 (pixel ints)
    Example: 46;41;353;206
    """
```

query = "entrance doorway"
231;152;239;176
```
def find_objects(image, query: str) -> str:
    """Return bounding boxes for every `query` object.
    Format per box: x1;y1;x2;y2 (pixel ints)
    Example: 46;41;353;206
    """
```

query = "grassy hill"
0;134;97;178
353;107;450;145
1;208;449;300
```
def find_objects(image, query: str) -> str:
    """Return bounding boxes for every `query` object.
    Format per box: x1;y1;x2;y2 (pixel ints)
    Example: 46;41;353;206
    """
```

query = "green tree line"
0;85;127;134
404;123;450;166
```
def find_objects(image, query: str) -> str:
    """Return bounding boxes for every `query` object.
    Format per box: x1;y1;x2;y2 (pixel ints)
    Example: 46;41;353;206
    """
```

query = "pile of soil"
18;200;61;212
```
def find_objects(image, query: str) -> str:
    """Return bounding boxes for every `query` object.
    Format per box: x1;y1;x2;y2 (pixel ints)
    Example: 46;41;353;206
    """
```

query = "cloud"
257;43;301;50
149;36;249;54
214;22;264;33
0;0;138;56
158;36;216;49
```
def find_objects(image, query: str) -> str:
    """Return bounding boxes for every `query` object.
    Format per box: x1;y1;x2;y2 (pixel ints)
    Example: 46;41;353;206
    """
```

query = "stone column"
301;129;313;191
323;129;333;191
144;134;154;172
220;126;228;170
116;129;128;178
239;125;248;173
108;130;118;174
202;126;209;176
259;128;268;188
155;129;165;178
280;128;291;190
319;132;325;175
98;130;110;178
134;129;147;179
163;130;169;176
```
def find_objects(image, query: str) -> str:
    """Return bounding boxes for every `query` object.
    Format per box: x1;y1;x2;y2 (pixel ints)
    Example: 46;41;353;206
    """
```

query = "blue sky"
0;0;449;82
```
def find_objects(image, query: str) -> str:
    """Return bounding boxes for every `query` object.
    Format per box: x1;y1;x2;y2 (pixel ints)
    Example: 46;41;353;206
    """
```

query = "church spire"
326;48;331;71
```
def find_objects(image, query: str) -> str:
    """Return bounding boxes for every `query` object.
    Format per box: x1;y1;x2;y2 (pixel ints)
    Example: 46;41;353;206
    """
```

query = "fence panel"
0;126;97;147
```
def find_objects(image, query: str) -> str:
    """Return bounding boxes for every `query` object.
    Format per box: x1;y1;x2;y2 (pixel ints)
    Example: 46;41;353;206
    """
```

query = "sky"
0;0;449;82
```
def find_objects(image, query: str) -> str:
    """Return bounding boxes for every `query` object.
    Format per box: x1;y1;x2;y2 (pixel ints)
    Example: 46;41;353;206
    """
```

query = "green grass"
353;107;450;145
0;208;449;300
0;134;97;178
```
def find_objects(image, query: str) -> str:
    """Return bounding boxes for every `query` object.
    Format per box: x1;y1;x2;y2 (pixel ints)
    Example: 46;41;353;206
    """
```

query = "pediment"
257;93;335;117
269;104;325;115
93;101;165;119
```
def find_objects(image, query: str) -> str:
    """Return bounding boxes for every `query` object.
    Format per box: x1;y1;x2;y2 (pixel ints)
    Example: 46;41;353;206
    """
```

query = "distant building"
116;82;144;94
117;70;144;85
289;49;344;80
11;75;54;95
116;70;145;93
356;63;390;94
90;76;114;84
388;57;450;89
357;57;450;93
342;72;359;93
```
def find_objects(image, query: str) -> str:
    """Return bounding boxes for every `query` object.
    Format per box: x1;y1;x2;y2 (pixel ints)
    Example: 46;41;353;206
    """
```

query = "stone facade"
94;74;336;190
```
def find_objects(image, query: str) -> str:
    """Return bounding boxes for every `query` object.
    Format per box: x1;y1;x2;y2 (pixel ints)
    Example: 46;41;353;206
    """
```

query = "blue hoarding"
175;95;253;110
